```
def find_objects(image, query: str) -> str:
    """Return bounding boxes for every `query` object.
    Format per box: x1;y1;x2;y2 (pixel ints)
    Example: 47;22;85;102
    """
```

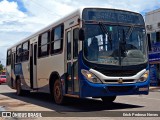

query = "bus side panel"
6;65;13;87
21;61;31;90
36;53;65;93
14;63;30;90
11;68;16;89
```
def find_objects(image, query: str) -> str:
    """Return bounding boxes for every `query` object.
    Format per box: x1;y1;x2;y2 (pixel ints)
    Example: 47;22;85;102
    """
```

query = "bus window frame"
50;24;64;55
7;49;11;65
73;28;79;59
16;44;22;63
38;31;50;58
22;41;30;62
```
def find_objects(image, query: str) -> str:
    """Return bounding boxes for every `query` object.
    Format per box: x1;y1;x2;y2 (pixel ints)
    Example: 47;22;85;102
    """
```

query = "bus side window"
73;28;79;59
51;24;64;54
16;44;22;63
22;41;29;61
7;50;11;65
38;31;50;57
67;31;71;60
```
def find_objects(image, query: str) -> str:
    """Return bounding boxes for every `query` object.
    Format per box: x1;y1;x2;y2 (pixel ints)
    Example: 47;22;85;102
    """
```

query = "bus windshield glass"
82;8;148;66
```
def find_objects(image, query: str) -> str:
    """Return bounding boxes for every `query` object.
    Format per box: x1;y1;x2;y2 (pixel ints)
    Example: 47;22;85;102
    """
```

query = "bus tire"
16;79;24;96
101;96;116;103
53;79;65;105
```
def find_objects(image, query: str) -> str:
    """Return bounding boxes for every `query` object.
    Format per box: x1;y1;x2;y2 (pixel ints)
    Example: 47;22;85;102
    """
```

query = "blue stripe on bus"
78;51;150;98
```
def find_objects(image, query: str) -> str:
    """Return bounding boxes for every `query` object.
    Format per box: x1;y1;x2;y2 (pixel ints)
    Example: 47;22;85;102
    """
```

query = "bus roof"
7;7;141;50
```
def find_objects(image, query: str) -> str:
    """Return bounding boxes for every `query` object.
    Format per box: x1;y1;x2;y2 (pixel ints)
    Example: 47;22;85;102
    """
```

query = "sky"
0;0;160;65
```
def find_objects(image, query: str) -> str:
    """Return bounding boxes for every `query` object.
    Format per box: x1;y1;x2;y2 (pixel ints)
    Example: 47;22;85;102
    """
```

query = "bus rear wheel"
101;96;116;103
16;79;24;96
53;79;65;104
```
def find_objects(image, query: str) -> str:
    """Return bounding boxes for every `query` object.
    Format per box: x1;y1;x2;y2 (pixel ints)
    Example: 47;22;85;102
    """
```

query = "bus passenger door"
30;42;38;89
66;26;79;95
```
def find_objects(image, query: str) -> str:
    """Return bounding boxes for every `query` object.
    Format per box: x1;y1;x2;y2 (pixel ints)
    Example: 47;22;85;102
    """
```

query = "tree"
0;64;3;72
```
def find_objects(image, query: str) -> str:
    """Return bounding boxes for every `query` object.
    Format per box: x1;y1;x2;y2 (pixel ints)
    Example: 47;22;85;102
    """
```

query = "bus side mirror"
79;28;85;41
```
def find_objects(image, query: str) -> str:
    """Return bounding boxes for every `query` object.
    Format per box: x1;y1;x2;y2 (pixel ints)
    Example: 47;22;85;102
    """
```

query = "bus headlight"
137;70;149;82
81;69;102;83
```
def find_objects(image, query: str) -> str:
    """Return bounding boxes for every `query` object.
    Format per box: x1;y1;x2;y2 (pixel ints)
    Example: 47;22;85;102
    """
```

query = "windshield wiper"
126;25;134;40
98;22;112;50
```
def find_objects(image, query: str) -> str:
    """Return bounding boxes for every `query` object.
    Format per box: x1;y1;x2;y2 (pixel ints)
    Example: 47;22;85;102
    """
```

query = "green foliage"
0;64;3;72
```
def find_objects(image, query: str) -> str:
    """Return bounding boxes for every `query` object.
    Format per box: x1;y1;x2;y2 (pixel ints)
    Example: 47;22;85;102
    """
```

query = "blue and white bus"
6;7;149;104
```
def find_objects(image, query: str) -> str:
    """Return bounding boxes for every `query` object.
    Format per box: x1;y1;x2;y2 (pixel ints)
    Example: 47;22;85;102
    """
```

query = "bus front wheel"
53;79;65;104
101;96;116;103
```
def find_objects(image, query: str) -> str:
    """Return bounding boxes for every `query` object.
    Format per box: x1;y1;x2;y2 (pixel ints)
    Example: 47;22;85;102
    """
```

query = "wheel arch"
49;71;61;94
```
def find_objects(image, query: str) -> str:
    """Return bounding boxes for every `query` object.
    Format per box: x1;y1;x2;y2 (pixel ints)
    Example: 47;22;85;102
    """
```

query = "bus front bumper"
80;80;149;98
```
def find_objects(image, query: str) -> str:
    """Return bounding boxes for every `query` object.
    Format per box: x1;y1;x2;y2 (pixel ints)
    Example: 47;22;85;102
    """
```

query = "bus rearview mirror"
79;28;85;41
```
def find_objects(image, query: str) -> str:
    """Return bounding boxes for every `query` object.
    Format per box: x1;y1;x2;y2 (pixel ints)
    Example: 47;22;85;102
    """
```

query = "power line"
27;0;61;17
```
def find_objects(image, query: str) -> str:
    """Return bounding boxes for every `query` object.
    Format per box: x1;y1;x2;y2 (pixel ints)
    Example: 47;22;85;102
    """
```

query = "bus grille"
96;69;140;77
104;79;135;83
108;86;134;92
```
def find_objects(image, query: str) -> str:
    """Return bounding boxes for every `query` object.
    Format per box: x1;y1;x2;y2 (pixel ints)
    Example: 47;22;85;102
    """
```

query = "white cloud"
0;0;160;65
0;0;27;31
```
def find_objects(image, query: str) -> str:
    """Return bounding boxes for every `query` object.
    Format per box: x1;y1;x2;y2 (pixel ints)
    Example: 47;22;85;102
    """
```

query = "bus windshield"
82;9;148;66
